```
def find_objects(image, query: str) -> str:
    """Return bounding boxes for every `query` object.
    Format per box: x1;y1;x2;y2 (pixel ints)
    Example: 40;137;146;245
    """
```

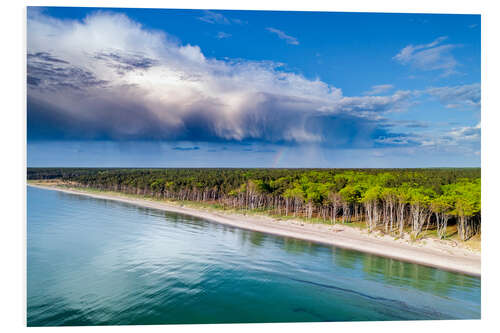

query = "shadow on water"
332;247;362;270
360;253;479;296
286;276;449;321
239;231;268;247
280;237;321;255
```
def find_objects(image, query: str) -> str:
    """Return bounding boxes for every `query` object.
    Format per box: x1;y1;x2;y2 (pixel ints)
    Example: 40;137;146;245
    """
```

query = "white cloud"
447;122;481;143
374;136;412;145
216;32;232;39
198;10;230;24
393;36;460;77
407;122;481;155
426;83;480;110
197;10;244;25
364;84;394;95
266;27;299;45
323;90;414;116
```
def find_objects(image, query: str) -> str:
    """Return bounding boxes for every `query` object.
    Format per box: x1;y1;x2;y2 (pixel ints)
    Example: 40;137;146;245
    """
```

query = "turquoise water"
27;186;480;326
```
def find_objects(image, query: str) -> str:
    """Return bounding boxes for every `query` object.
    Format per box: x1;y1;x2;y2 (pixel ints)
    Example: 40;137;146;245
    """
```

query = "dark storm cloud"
27;87;408;149
27;95;167;141
304;114;420;149
27;76;41;86
28;52;108;91
93;51;159;74
28;52;69;64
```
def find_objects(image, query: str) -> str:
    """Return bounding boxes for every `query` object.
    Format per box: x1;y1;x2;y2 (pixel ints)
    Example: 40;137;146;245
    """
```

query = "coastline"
28;183;481;277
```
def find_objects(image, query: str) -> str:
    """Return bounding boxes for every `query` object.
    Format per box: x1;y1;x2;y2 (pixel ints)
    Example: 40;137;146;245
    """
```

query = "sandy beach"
28;183;481;276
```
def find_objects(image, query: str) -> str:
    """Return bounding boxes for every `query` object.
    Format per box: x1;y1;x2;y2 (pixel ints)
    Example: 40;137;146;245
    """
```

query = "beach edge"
27;184;481;277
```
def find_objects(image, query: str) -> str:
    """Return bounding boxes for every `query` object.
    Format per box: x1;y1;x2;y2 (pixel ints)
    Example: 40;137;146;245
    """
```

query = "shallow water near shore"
27;186;480;326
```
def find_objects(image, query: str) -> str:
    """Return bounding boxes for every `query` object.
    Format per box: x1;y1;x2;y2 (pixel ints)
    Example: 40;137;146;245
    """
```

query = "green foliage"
430;195;454;215
442;179;481;217
28;167;481;236
339;185;362;204
408;187;436;206
283;185;305;201
362;185;382;203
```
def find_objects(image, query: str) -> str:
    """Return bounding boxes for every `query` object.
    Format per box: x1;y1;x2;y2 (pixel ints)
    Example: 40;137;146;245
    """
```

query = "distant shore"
28;183;481;276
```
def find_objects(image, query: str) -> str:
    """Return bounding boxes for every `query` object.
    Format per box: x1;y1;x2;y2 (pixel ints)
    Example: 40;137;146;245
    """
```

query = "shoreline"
28;183;481;277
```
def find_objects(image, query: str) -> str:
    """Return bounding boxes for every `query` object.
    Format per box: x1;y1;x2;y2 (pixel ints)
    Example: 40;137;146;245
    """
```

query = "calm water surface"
27;186;480;326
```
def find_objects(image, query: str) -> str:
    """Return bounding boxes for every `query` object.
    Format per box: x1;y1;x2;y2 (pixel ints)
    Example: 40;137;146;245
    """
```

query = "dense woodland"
28;168;481;241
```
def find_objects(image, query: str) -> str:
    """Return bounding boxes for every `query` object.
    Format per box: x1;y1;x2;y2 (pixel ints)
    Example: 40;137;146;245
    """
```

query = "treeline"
28;168;481;241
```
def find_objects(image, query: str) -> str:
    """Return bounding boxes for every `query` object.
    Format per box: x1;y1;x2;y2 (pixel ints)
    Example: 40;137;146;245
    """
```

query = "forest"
28;168;481;241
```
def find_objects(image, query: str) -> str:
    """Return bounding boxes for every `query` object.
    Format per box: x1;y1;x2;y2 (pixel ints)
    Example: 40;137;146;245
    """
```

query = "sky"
27;7;481;167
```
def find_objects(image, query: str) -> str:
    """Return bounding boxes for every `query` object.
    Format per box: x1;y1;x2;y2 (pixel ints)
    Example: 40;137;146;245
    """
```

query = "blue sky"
27;7;481;167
